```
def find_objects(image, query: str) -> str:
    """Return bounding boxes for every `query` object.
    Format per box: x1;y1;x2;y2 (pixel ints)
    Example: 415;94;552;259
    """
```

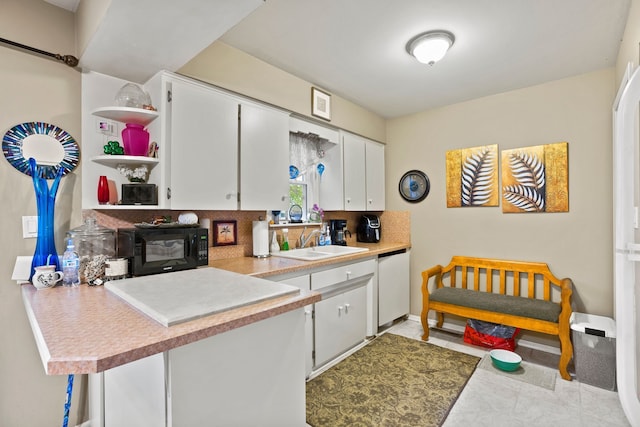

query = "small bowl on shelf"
489;349;522;372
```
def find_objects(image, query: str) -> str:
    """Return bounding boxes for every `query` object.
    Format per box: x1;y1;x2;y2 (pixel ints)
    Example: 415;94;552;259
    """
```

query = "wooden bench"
421;256;574;380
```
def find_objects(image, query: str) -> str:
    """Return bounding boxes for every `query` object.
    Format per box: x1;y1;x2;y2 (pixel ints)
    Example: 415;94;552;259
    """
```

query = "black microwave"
117;227;209;276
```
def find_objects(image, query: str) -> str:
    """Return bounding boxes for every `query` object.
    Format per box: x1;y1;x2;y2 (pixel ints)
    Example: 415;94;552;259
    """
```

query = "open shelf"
92;106;159;126
91;155;160;168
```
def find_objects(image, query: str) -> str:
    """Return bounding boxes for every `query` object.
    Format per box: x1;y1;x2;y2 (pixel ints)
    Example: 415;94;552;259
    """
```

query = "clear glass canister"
66;218;116;285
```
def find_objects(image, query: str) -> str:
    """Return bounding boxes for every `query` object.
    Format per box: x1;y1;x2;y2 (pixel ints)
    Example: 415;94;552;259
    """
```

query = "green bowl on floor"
489;349;522;372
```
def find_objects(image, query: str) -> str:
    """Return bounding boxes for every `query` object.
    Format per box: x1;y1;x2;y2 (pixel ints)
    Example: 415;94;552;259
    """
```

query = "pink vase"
122;123;149;156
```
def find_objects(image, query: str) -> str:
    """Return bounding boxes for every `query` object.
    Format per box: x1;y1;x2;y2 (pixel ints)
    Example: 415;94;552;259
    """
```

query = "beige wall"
386;68;615;324
0;0;83;425
178;41;387;143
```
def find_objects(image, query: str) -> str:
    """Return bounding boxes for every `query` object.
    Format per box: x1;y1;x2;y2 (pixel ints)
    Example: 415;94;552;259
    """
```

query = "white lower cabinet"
89;309;305;427
276;273;314;378
314;285;368;367
311;259;376;368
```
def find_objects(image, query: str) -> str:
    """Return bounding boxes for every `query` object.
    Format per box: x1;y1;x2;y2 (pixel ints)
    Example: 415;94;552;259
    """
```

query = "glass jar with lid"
66;218;116;285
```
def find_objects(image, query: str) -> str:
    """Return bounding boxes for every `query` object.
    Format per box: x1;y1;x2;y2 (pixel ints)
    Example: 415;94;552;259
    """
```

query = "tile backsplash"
89;209;410;261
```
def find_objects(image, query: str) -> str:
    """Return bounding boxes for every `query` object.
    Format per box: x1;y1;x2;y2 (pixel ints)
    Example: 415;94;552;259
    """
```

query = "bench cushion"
430;287;561;323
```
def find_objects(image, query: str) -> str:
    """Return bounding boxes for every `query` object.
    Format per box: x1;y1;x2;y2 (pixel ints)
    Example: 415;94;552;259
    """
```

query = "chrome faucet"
298;227;321;248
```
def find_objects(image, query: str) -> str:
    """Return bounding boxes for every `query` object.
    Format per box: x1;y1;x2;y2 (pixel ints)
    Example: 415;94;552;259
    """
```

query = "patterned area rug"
306;333;480;427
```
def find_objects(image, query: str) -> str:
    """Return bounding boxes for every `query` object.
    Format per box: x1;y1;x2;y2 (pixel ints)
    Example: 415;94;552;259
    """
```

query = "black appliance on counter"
357;215;381;243
329;219;351;246
117;227;209;276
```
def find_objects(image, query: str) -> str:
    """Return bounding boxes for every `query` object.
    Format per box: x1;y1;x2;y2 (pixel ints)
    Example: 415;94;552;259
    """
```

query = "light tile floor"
387;319;631;427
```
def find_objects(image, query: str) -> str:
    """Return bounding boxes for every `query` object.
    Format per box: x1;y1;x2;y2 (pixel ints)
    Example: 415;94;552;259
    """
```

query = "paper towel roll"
252;220;270;258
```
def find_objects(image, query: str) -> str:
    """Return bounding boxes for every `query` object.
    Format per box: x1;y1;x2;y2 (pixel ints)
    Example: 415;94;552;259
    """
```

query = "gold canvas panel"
446;144;499;207
501;141;568;213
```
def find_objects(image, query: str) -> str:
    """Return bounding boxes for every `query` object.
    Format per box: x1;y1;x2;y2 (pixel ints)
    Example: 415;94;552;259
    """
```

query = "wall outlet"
22;216;38;238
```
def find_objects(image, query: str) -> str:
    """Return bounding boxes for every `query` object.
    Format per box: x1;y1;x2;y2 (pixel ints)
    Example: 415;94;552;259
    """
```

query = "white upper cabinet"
365;139;385;211
342;132;385;211
343;132;367;210
239;102;290;211
162;77;239;210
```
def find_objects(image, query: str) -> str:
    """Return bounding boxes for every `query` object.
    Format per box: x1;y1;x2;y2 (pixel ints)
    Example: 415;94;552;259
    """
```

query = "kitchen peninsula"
22;238;409;426
22;267;320;426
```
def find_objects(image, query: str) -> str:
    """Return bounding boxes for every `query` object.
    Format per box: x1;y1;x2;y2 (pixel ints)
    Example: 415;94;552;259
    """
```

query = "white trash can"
570;312;616;390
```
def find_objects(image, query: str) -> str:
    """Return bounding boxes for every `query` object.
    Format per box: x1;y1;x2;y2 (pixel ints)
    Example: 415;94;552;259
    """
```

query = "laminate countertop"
22;272;319;375
208;241;411;277
22;241;409;375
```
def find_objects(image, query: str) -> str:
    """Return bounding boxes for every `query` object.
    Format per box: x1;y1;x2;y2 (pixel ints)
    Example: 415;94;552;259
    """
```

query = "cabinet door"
277;274;314;378
169;78;239;210
366;140;385;211
342;132;367;211
240;103;290;210
315;285;367;367
378;251;410;326
103;353;166;427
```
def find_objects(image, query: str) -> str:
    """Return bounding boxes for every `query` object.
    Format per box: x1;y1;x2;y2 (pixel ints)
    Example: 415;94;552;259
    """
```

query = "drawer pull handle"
338;305;343;315
344;303;350;314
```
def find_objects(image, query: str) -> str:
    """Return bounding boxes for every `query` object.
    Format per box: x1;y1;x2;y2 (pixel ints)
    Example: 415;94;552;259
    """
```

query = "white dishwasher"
378;249;410;327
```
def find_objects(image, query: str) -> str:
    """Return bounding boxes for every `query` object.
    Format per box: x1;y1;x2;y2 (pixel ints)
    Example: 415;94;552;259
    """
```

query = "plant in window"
309;203;324;222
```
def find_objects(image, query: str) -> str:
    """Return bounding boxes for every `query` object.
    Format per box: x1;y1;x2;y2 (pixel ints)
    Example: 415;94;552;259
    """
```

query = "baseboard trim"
406;314;561;355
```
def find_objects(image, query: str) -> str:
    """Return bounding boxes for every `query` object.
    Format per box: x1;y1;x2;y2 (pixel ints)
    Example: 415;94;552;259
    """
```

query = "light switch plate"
22;216;38;238
96;118;116;136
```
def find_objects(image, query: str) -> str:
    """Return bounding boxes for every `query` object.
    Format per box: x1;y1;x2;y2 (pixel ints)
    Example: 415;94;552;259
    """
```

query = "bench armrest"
422;264;443;295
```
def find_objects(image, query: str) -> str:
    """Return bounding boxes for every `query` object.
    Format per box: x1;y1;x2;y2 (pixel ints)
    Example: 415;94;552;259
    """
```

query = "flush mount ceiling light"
406;30;455;66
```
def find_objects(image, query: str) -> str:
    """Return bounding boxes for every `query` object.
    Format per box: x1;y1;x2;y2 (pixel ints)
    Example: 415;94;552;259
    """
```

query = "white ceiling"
220;0;631;118
47;0;631;119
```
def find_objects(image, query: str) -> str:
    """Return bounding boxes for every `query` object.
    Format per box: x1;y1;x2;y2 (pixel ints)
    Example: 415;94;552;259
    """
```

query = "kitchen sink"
272;245;369;261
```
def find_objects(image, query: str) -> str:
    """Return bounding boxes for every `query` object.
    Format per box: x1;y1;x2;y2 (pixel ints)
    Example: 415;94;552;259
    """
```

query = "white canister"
105;258;128;280
252;220;270;258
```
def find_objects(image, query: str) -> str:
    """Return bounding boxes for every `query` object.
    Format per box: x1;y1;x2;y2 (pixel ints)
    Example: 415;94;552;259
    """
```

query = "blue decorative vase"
29;157;63;280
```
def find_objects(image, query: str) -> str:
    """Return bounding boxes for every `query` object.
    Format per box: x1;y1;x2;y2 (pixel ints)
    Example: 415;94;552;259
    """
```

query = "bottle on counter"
61;239;80;287
270;230;280;253
282;228;290;251
319;223;327;246
324;223;331;246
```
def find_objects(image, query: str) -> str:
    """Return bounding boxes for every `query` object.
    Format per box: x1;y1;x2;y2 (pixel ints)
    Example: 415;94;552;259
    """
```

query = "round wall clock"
399;170;430;203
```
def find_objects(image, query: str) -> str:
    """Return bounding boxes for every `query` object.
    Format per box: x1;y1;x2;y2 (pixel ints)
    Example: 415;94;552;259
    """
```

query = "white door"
240;102;290;210
169;78;239;210
366;140;385;211
343;132;366;211
613;63;640;426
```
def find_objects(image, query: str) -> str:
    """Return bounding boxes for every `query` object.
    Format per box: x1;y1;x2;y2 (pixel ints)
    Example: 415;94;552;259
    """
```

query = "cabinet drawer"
311;259;376;291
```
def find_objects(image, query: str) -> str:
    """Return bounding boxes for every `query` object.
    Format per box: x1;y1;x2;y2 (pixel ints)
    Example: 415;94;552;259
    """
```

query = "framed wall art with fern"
446;144;499;207
501;142;568;213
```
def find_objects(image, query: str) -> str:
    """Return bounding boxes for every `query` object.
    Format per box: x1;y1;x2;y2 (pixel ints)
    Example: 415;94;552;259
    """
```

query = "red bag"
463;319;520;351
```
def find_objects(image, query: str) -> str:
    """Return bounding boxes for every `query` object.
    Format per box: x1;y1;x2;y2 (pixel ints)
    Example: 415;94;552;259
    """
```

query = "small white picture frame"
311;87;331;121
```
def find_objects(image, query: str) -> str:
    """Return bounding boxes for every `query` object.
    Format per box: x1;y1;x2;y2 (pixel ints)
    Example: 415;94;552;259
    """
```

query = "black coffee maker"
329;219;350;246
